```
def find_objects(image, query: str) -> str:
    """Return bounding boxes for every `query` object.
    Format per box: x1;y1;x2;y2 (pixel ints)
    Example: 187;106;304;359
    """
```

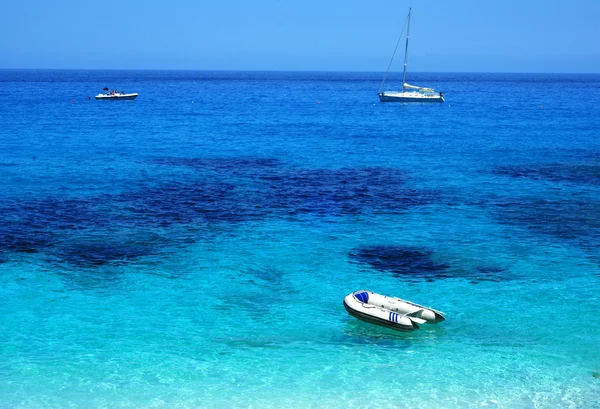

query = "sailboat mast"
401;8;411;93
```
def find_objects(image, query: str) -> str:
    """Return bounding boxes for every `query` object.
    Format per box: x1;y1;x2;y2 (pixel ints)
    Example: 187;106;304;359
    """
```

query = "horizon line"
1;68;599;75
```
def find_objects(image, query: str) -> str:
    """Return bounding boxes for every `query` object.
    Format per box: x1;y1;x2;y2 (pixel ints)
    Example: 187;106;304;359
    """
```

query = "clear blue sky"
1;0;598;72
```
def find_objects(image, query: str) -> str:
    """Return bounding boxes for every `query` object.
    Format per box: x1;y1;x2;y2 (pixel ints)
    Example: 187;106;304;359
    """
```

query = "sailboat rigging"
378;8;444;103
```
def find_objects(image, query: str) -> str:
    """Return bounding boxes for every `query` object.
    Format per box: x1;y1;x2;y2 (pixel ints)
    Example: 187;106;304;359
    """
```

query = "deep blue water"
1;70;600;408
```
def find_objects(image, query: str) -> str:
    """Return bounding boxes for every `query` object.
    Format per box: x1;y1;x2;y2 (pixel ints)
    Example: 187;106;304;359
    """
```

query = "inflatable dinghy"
343;290;445;332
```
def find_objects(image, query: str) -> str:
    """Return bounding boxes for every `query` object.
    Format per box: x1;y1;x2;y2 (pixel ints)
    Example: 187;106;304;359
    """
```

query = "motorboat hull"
379;92;444;103
95;93;138;101
343;290;445;332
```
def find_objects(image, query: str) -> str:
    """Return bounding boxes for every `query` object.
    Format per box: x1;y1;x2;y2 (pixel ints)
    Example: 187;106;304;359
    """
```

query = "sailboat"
378;8;444;103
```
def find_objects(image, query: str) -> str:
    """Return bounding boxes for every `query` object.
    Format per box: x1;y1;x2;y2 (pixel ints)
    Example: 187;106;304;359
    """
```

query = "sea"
1;70;599;408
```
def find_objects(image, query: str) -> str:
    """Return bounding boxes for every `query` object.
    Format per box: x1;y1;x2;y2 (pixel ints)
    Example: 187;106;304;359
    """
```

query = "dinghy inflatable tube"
343;290;445;332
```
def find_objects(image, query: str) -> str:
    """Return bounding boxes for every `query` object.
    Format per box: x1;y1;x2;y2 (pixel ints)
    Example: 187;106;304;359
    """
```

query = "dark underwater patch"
471;266;507;282
214;269;288;321
494;163;600;185
0;179;262;267
489;197;600;251
116;180;263;225
52;242;152;267
488;160;600;256
0;158;439;268
261;167;437;216
0;195;169;267
150;157;282;176
348;245;451;279
1;197;98;232
151;157;439;217
349;245;511;282
48;231;171;267
0;232;52;254
475;266;505;276
0;197;97;258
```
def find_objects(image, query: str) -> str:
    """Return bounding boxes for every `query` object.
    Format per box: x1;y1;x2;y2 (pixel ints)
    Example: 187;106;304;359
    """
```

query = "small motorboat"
343;290;445;332
95;92;138;101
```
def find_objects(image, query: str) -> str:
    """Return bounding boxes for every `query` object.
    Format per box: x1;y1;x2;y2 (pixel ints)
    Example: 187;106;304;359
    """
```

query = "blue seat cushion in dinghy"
355;291;369;303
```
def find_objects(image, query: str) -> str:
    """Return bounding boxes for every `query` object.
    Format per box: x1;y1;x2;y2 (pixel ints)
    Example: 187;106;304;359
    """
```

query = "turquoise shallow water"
1;70;600;408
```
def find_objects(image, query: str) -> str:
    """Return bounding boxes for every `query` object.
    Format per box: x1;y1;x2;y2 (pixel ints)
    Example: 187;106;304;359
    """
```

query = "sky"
0;0;599;73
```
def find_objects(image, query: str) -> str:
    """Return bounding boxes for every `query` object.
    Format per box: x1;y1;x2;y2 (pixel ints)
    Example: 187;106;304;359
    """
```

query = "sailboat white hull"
379;92;444;103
